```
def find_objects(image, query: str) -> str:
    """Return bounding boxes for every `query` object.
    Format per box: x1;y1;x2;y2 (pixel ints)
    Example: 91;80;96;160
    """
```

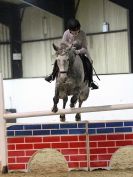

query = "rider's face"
69;30;80;36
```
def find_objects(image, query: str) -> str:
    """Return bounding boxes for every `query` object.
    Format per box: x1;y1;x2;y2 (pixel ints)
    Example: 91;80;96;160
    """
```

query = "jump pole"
3;103;133;120
0;73;8;173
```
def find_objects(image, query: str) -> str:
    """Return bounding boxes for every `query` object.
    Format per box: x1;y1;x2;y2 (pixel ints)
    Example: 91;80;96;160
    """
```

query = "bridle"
57;49;70;75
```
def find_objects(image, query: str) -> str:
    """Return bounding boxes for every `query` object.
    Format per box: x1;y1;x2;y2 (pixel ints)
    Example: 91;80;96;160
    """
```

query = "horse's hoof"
52;106;58;113
75;114;81;121
70;103;75;108
60;117;65;122
60;114;65;122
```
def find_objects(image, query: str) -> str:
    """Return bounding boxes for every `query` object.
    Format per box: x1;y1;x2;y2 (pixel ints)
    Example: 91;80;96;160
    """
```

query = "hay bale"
28;149;68;175
110;146;133;170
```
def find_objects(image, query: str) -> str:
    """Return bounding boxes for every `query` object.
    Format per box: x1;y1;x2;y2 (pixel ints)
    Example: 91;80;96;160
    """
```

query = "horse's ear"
53;43;59;51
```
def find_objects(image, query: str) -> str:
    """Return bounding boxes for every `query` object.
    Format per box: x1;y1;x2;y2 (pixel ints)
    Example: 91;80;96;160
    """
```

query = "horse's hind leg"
75;86;89;121
70;88;80;108
60;96;68;122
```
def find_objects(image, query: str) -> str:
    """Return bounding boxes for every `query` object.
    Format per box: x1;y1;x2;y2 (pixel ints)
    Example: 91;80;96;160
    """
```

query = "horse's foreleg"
70;87;80;108
70;94;78;108
52;96;59;112
60;96;68;122
75;100;83;121
63;96;68;109
52;88;59;112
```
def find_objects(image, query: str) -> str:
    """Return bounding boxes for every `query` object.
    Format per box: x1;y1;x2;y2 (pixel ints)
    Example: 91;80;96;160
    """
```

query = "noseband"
60;71;68;74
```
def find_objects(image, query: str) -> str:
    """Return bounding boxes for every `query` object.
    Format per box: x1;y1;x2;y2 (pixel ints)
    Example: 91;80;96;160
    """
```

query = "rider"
45;18;99;90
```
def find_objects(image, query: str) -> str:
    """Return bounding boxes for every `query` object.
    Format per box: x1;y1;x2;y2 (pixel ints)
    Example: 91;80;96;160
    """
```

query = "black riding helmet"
67;18;81;31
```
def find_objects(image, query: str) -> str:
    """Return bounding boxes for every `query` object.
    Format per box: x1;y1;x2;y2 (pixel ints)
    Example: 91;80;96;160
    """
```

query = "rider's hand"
72;46;76;49
75;50;80;55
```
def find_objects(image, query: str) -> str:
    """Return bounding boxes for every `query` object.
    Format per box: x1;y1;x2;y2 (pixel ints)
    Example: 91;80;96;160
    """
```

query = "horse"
52;43;90;122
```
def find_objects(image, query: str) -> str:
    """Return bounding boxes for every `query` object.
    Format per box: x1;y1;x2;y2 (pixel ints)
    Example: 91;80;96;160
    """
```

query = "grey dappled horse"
52;43;90;122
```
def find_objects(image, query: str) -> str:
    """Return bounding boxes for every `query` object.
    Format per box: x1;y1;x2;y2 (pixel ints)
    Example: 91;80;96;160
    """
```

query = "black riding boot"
80;55;99;90
45;60;59;82
90;82;99;90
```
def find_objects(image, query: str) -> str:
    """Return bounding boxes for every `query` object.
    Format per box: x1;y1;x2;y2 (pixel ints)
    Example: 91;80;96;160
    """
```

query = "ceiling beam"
22;0;65;17
110;0;133;10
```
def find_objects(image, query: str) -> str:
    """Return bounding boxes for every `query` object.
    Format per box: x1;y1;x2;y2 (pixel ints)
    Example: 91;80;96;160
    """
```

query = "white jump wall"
3;74;133;123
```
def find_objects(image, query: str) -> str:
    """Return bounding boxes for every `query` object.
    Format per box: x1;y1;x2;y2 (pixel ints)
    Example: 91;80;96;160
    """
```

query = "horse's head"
53;43;73;82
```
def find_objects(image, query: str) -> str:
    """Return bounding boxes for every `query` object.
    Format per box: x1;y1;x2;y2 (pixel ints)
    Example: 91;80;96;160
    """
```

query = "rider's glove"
75;50;80;55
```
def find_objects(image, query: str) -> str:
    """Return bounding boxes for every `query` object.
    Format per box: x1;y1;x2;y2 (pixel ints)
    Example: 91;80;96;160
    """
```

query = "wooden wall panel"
0;23;11;78
76;0;104;33
106;32;129;73
87;35;106;74
21;7;63;77
105;0;128;30
21;0;130;77
76;0;130;74
22;39;61;77
21;7;63;40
